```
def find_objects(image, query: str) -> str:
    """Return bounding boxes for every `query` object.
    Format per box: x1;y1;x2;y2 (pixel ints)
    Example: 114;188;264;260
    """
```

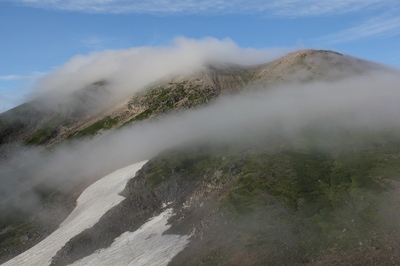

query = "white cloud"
4;70;400;204
0;75;25;81
0;72;47;81
316;14;400;44
81;36;116;50
267;0;388;17
4;0;396;17
30;37;291;101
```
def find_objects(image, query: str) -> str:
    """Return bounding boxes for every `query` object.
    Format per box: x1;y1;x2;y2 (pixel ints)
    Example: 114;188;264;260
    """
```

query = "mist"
76;70;400;153
2;38;400;216
2;68;400;211
28;37;291;105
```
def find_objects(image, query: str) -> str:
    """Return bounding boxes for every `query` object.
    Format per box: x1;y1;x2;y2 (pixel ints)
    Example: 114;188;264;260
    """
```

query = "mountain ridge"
0;49;384;151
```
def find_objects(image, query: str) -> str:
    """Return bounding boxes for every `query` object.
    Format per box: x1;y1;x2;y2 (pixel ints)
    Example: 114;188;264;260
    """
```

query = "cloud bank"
3;67;400;210
30;37;291;102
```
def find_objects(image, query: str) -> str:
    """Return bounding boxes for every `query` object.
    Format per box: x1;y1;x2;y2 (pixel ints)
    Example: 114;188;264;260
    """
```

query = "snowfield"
2;160;189;266
70;208;189;266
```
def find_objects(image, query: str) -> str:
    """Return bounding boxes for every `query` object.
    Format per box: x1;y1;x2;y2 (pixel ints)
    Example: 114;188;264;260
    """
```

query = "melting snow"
2;161;149;266
3;160;190;266
70;208;189;266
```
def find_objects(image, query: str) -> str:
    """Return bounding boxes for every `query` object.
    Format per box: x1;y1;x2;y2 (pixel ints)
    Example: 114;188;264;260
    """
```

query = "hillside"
0;50;382;151
1;49;400;265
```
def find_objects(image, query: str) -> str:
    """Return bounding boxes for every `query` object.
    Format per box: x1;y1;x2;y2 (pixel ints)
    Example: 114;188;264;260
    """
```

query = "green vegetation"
133;144;236;189
0;184;74;263
122;109;153;127
220;139;400;259
133;109;153;121
91;80;106;86
68;116;119;139
24;114;70;145
25;126;57;146
0;219;43;258
123;81;217;127
137;133;400;263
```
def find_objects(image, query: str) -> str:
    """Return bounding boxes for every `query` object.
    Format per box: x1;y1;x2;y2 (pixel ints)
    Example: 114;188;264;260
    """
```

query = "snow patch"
70;208;189;266
2;161;147;266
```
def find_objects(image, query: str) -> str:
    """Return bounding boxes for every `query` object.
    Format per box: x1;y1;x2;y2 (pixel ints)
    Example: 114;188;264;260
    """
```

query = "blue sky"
0;0;399;112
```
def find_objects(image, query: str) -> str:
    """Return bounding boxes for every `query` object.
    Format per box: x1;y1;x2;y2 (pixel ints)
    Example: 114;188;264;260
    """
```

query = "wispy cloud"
81;36;116;50
267;0;390;18
0;72;47;82
0;72;47;112
315;14;400;44
0;75;26;81
4;0;396;17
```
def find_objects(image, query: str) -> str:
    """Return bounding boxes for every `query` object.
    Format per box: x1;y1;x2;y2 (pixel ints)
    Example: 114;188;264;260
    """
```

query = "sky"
0;0;399;112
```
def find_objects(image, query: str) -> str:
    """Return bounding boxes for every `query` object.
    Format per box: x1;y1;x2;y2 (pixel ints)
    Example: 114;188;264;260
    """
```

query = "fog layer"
3;69;400;208
29;37;291;103
2;38;400;212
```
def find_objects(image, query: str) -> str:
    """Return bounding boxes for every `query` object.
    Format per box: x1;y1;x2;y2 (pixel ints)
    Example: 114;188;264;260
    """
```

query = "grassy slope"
0;186;77;263
142;135;400;265
50;133;400;265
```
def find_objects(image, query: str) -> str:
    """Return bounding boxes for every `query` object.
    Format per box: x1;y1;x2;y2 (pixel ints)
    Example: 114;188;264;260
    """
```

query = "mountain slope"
251;49;383;87
1;49;399;265
0;49;382;150
49;139;400;265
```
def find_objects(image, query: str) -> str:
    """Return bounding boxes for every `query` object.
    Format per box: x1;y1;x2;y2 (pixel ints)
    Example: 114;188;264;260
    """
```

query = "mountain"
1;49;400;265
0;50;383;150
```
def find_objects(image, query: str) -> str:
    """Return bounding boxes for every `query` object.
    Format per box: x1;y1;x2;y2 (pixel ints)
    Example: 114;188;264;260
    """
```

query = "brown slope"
55;49;386;144
250;49;386;88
